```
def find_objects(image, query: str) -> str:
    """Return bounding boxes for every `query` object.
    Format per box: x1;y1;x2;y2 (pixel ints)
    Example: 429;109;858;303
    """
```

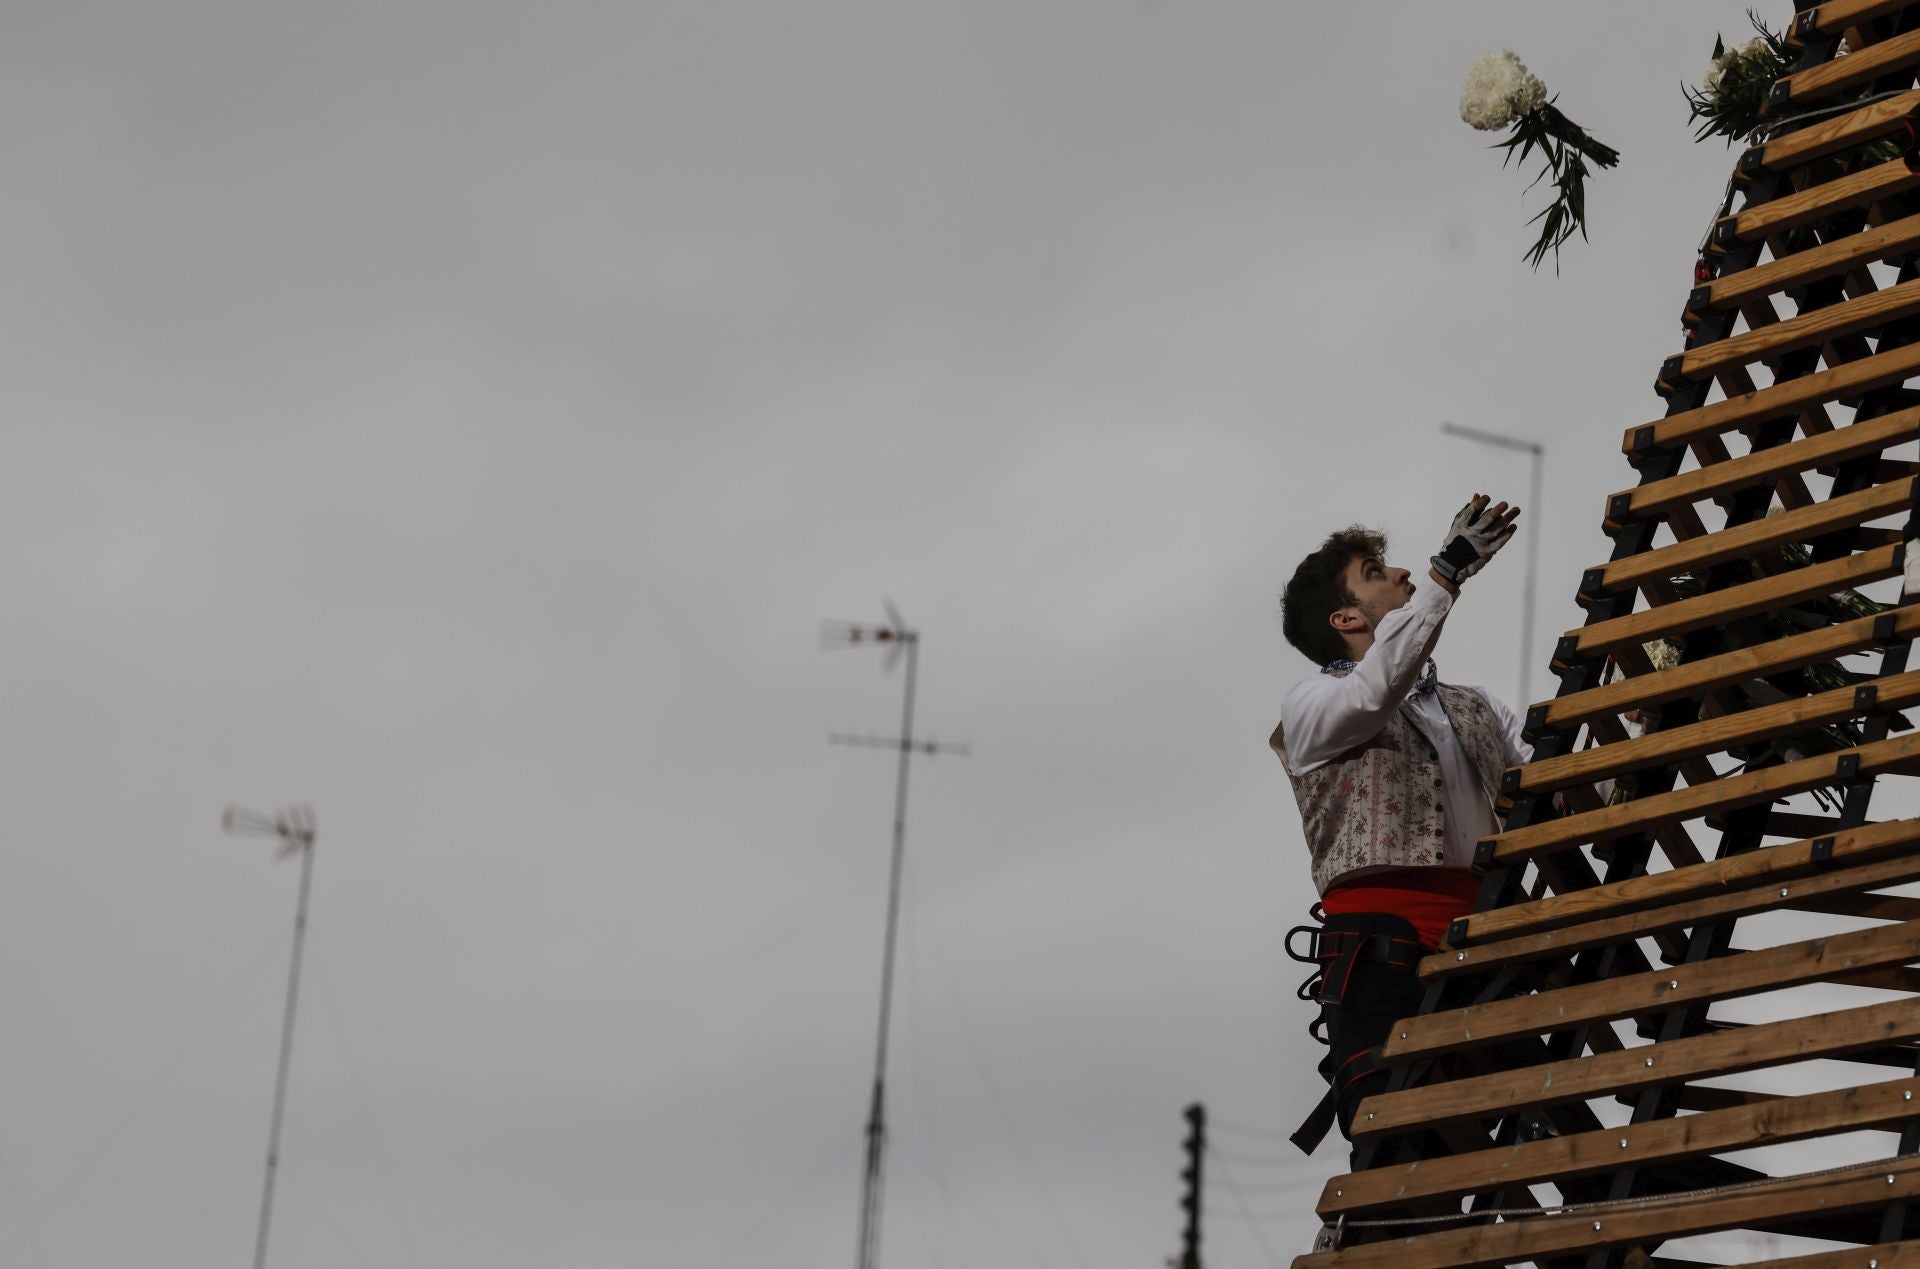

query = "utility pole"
823;601;968;1269
1439;421;1546;708
221;803;318;1269
1177;1102;1206;1269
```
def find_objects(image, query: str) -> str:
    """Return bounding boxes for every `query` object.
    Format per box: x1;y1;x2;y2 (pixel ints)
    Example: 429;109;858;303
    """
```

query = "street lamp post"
222;803;317;1269
1439;422;1545;708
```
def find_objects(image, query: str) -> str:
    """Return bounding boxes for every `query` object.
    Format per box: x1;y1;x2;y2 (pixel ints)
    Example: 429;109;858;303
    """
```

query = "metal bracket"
1795;8;1820;37
1857;683;1881;714
1447;917;1471;949
1811;835;1837;867
1474;839;1498;870
1878;612;1902;647
1837;752;1862;783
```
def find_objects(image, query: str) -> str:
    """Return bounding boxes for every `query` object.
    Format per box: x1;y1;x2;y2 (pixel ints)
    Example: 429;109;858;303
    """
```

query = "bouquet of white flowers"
1459;50;1621;271
1684;13;1792;145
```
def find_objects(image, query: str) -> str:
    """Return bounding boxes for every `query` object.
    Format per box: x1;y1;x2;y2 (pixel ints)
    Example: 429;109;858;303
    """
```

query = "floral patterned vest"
1270;683;1511;895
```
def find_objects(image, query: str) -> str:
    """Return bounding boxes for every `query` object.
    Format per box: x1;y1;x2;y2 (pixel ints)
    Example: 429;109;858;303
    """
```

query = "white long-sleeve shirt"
1277;581;1531;870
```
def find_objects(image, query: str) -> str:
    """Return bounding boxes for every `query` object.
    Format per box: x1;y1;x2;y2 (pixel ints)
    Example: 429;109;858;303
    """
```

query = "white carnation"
1703;59;1726;92
1643;640;1681;672
1737;36;1767;60
1459;50;1549;131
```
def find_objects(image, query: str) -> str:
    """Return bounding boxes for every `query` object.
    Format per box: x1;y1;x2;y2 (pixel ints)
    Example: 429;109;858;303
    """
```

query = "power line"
1207;1155;1286;1269
700;1133;863;1269
914;881;1091;1269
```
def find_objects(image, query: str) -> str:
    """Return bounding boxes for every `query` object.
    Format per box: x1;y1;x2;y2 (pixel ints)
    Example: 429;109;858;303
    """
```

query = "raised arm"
1280;580;1456;772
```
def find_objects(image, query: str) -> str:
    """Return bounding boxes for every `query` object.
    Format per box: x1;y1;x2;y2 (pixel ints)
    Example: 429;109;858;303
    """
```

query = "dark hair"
1281;527;1388;666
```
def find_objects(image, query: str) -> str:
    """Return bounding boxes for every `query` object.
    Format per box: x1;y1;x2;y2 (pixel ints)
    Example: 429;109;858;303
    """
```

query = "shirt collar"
1322;657;1438;698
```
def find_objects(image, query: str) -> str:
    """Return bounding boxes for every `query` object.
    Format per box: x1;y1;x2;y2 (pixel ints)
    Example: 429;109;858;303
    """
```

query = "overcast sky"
0;2;1868;1267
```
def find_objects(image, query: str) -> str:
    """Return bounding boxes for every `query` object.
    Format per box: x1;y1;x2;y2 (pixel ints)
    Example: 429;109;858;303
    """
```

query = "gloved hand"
1430;494;1520;585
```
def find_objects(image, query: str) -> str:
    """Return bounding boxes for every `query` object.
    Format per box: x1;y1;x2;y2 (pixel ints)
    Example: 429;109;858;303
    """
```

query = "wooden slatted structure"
1293;6;1920;1266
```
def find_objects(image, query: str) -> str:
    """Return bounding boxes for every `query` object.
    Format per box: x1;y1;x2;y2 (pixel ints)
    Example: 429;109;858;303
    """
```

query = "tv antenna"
221;802;317;1269
822;600;968;1269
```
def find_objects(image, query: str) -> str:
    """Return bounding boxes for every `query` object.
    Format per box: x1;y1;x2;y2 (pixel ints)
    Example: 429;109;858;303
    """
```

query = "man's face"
1336;554;1415;638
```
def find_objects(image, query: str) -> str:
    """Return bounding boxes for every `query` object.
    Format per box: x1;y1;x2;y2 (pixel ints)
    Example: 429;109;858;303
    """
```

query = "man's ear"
1329;606;1365;636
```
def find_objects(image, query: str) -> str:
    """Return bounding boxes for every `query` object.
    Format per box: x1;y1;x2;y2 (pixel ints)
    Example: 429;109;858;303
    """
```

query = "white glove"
1430;495;1519;585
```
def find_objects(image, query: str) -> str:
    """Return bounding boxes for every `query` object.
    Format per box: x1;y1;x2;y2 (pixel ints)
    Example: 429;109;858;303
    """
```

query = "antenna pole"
223;804;316;1269
824;608;966;1269
856;634;917;1269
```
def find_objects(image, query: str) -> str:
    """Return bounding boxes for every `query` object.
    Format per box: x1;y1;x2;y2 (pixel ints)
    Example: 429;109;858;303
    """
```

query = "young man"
1272;495;1526;1155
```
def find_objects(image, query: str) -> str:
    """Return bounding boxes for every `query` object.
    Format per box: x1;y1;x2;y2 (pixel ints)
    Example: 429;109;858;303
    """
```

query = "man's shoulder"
1436;681;1519;722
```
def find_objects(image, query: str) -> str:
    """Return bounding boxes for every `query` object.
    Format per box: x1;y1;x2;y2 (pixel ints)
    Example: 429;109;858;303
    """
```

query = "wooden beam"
1736;1237;1920;1269
1622;340;1920;455
1594;477;1913;593
1565;545;1903;657
1351;994;1920;1138
1386;916;1920;1061
1481;733;1920;868
1722;157;1920;243
1423;848;1920;980
1317;1074;1920;1217
1607;407;1920;523
1512;668;1920;796
1291;1155;1920;1269
1787;0;1920;42
1453;819;1920;947
1775;28;1920;108
1679;276;1920;380
1758;89;1920;171
1542;603;1920;731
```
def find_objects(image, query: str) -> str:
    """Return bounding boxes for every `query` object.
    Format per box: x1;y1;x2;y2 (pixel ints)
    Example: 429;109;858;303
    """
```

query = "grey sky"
0;2;1826;1266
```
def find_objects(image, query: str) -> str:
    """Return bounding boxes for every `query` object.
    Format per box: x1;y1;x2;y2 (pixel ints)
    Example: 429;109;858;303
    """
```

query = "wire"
918;898;1093;1269
1208;1156;1287;1269
0;1138;48;1269
1206;1144;1306;1169
0;939;282;1265
1208;1116;1304;1144
699;1132;862;1269
321;976;426;1269
892;1139;1056;1264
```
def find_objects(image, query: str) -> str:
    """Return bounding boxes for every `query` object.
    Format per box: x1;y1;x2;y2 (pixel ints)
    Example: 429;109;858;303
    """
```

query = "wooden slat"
1724;157;1920;242
1513;668;1920;796
1595;477;1913;593
1649;1085;1784;1113
1351;994;1920;1139
1622;339;1920;455
1710;211;1920;312
1737;1237;1920;1269
1423;848;1920;980
1566;544;1903;656
1758;88;1920;171
1609;407;1920;522
1385;916;1920;1060
1317;1074;1920;1216
1454;820;1920;947
1794;888;1920;921
1777;27;1920;107
1483;732;1920;867
1682;275;1920;379
1543;603;1920;730
1291;1155;1920;1269
1789;0;1920;41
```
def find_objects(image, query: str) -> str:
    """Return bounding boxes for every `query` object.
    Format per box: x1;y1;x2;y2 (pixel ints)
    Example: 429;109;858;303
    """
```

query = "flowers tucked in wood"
1684;14;1791;146
1458;50;1620;272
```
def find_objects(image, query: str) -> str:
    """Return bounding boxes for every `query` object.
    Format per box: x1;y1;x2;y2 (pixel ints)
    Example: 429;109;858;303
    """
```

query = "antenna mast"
823;602;968;1269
